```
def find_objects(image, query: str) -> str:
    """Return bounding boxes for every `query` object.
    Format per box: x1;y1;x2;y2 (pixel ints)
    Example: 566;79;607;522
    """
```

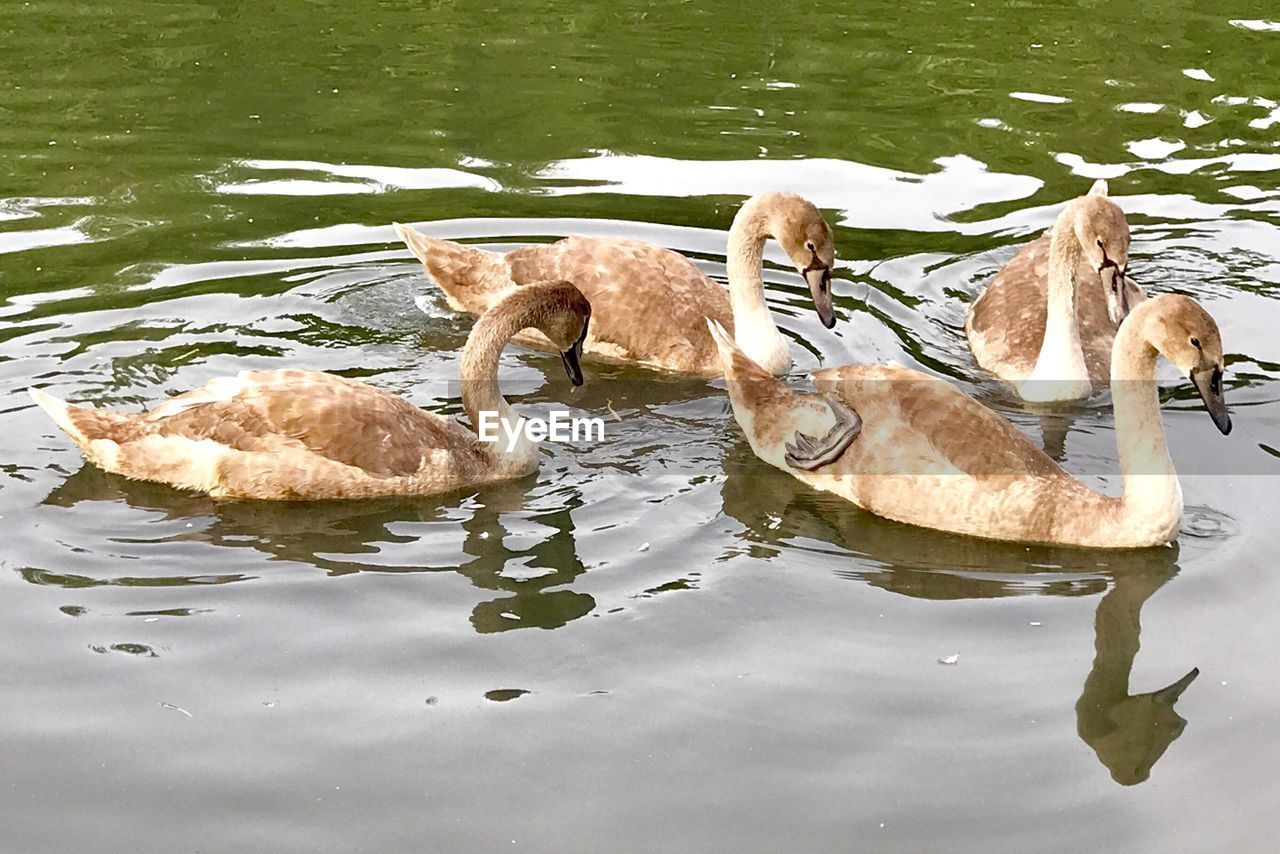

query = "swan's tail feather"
30;388;83;444
1088;179;1109;197
28;389;134;449
30;388;227;491
29;388;144;471
706;318;771;382
393;223;512;314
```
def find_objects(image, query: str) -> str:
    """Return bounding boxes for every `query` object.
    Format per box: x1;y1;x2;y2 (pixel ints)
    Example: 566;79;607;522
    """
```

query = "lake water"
2;2;1278;851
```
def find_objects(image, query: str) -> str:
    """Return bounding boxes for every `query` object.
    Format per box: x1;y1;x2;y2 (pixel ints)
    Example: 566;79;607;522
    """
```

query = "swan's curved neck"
1110;319;1182;543
1023;203;1091;401
460;304;536;465
726;200;790;375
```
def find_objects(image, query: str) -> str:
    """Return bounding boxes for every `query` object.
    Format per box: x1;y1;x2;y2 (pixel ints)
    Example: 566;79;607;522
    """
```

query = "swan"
28;280;592;500
966;180;1147;401
708;293;1231;548
394;191;836;377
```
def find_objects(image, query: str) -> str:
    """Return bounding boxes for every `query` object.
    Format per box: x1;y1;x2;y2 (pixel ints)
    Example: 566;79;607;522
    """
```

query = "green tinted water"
2;2;1278;850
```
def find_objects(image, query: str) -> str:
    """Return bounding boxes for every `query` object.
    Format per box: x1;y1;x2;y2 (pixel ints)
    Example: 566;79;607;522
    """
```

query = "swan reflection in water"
1074;563;1199;785
720;446;1209;786
38;463;593;634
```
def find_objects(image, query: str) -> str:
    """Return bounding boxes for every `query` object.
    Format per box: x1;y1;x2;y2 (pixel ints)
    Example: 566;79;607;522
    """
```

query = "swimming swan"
395;192;836;377
709;294;1231;548
966;180;1147;402
29;281;592;500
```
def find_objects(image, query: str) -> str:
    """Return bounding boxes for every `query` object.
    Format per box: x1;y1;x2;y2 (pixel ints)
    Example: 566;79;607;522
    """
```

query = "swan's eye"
806;242;816;251
1097;239;1104;249
1191;337;1201;348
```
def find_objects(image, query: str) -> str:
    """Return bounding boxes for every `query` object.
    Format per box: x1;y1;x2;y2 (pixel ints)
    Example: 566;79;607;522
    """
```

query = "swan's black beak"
1191;364;1231;435
804;264;836;329
1101;266;1137;326
560;324;587;387
560;345;584;387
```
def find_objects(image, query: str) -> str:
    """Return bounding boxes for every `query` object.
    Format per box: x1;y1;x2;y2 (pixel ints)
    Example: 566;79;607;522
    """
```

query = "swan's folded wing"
146;370;475;477
966;233;1051;379
811;364;1063;478
505;236;732;366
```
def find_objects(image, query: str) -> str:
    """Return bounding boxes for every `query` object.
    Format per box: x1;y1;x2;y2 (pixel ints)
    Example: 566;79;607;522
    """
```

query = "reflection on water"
1076;564;1199;786
38;463;595;634
721;445;1201;785
455;489;593;633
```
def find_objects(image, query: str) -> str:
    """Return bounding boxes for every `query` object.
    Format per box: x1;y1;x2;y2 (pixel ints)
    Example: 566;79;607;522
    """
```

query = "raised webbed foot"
784;394;862;471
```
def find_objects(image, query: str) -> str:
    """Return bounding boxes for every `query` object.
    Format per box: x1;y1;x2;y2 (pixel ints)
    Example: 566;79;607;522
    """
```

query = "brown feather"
150;371;484;478
502;236;732;373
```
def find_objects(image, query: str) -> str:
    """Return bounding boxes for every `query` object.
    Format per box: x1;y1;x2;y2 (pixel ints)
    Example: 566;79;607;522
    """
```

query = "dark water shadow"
720;445;1204;785
38;463;594;634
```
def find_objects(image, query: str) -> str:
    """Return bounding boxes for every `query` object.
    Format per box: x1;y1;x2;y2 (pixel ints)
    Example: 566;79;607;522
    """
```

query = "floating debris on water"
938;654;960;665
484;689;530;702
160;702;193;718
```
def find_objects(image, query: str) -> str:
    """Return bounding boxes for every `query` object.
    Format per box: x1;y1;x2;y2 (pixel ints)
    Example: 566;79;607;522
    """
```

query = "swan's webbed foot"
784;395;862;471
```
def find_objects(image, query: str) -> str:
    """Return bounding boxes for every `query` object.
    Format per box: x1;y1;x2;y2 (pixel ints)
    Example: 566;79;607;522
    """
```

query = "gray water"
2;2;1278;851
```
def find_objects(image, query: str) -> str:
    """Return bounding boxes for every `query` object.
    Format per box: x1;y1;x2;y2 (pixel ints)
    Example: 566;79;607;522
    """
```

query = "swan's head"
762;193;838;329
1135;294;1231;435
1073;194;1132;325
522;280;592;386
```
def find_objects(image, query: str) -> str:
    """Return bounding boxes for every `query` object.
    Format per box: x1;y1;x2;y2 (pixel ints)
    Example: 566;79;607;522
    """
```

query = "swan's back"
31;370;490;500
803;363;1109;543
811;363;1064;478
149;370;477;476
400;224;735;374
504;236;733;372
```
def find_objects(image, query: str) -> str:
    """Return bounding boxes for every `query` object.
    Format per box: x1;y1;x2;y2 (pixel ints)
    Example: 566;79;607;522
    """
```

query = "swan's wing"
147;370;476;477
966;233;1051;380
505;236;732;369
810;363;1062;478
